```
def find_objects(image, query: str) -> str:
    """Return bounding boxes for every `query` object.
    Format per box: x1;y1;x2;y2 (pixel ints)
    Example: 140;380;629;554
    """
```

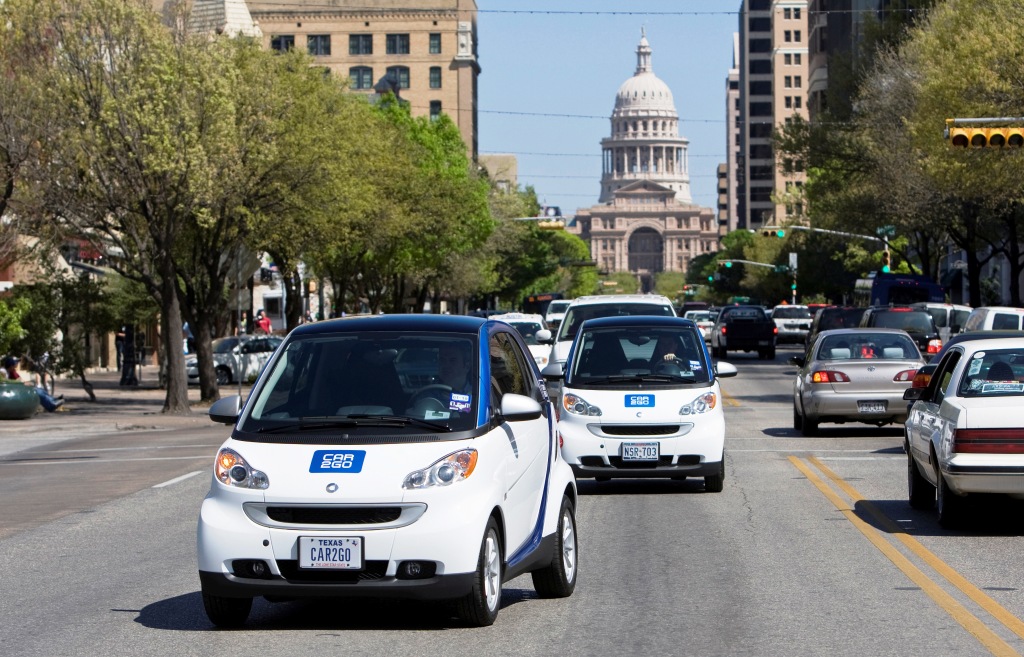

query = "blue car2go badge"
310;450;366;473
625;394;655;407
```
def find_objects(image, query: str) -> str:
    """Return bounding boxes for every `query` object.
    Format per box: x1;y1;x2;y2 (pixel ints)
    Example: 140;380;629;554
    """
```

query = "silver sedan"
790;328;927;436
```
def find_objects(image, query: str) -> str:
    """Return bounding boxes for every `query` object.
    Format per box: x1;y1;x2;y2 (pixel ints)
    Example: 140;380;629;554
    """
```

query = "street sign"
789;252;798;271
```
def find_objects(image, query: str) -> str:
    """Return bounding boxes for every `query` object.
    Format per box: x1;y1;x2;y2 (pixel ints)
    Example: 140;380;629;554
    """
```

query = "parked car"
490;312;552;368
859;306;942;356
546;315;736;486
962;306;1024;332
903;337;1024;527
683;310;715;342
790;328;925;436
910;302;972;341
710;304;777;359
198;315;578;627
186;335;284;385
805;306;867;348
548;294;676;368
770;304;813;345
544;299;571;332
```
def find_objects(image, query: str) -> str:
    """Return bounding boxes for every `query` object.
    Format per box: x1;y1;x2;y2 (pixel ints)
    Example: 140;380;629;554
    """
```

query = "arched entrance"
628;227;663;293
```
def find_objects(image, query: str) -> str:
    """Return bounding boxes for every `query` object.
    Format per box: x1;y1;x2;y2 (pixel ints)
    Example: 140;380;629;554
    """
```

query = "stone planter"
0;381;40;419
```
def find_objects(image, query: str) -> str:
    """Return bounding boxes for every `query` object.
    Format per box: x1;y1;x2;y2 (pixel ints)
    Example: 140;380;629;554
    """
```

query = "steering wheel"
409;384;453;407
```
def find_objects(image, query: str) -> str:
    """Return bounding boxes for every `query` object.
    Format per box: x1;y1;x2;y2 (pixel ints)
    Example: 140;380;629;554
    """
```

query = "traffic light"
881;250;891;273
946;125;1024;148
719;260;733;268
707;274;714;282
761;228;785;238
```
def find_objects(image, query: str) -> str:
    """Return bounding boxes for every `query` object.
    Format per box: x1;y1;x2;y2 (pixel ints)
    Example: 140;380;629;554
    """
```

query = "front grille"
579;455;700;468
266;506;402;525
277;559;389;582
601;425;680;436
609;455;675;468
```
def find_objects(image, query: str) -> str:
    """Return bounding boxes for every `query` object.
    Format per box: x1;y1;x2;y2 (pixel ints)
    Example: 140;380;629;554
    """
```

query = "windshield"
507;322;544;345
959;348;1024;397
566;325;710;386
546;301;570;315
773;307;812;319
556;303;675;342
213;337;242;354
241;331;479;434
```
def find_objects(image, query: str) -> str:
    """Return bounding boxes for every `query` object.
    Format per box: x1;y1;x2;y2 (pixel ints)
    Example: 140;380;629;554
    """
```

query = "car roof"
772;304;808;309
969;306;1024;314
491;312;545;323
950;336;1024;353
289;314;486;337
816;328;916;337
566;294;674;307
911;302;972;310
933;330;1024;358
579;316;696;330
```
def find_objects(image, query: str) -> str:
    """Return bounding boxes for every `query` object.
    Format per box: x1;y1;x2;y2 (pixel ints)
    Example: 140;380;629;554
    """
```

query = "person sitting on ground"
1;356;64;412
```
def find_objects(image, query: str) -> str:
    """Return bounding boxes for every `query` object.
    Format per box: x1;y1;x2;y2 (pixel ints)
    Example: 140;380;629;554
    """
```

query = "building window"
349;34;372;55
750;38;771;53
429;66;442;89
750;80;772;95
784;53;791;65
750;102;772;116
795;30;802;42
748;17;771;31
784;30;791;43
271;35;294;52
386;66;410;89
795;53;802;65
349;66;373;89
749;59;771;74
386;34;410;54
785;96;792;109
794;75;802;88
429;100;442;120
784;7;791;19
307;34;331;56
429;33;441;54
784;75;792;88
794;7;801;19
795;96;803;109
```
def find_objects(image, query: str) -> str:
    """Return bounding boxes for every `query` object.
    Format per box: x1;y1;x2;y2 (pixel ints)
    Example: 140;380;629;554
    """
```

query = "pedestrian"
115;326;125;370
255;310;272;335
1;356;64;411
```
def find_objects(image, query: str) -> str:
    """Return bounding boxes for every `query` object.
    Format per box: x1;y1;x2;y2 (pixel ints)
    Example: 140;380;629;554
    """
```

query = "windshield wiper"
585;374;696;384
341;414;452;432
254;415;452;433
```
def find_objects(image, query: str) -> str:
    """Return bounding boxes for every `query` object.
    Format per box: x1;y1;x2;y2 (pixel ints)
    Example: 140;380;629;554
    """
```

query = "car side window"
490;332;530;406
929;350;963;404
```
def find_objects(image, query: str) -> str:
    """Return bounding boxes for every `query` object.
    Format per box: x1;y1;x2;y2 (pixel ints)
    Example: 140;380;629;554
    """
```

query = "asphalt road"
4;350;1024;656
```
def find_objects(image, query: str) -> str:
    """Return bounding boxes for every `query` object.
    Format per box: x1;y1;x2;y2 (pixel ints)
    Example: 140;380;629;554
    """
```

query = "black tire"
907;451;935;510
456;517;502;627
202;591;252;628
704;457;725;493
936;471;966;529
757;349;766;360
719;347;727;359
215;367;232;386
802;415;819;437
766;348;776;360
793;406;803;431
532;496;578;598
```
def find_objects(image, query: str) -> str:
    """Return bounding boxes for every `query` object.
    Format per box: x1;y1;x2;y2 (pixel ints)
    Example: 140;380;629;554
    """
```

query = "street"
4;349;1024;656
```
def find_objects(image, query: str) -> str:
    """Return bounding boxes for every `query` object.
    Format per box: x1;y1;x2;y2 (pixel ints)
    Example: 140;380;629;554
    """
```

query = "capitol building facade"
569;32;719;293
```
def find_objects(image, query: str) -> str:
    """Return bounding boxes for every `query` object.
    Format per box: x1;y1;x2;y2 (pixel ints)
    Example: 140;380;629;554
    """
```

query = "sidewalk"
0;365;249;457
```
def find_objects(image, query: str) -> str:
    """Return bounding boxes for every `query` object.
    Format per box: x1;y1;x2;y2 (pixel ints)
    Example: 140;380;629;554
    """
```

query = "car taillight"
811;370;850;383
927;339;942;354
893;369;918;382
953;428;1024;454
720;326;727;335
773;326;779;334
911;371;932;388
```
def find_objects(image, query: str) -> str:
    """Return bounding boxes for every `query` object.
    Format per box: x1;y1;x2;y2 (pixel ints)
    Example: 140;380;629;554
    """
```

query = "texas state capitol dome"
570;31;718;292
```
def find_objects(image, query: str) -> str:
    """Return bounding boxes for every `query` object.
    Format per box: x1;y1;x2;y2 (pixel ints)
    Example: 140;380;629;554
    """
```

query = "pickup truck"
710;305;778;360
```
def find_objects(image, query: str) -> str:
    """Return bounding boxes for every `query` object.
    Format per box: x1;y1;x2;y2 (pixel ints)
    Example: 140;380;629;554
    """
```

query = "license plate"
298;536;363;570
858;401;887;414
625;394;654;407
622;442;659;461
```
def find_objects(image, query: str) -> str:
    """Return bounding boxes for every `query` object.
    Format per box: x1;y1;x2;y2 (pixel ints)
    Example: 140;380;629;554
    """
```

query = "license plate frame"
858;400;887;414
298;536;364;570
621;442;659;461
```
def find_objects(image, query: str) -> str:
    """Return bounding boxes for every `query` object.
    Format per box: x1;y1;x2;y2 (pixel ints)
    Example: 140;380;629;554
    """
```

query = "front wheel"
202;591;252;627
215;366;232;386
532;495;578;598
704;457;725;493
456;518;502;626
907;451;935;510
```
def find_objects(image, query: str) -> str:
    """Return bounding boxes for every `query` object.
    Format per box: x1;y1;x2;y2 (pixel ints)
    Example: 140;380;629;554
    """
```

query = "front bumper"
199;568;475;600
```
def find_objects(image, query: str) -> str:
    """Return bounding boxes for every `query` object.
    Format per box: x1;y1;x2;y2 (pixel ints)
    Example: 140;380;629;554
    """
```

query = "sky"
476;1;740;216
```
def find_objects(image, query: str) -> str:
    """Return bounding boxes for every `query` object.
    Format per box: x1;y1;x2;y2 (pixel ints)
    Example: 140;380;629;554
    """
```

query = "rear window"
720;307;768;321
772;307;812;319
992;313;1023;330
817;333;920;361
819;308;865;331
556;303;675;341
868;311;934;333
959;348;1024;397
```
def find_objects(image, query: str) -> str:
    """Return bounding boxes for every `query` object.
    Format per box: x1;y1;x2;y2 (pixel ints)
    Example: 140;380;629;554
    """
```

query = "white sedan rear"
904;337;1024;527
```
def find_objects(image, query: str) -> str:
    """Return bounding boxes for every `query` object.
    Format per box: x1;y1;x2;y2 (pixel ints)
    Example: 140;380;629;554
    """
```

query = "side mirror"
541;361;564;381
714;361;738;378
535;329;553;344
903;387;926;401
788;356;805;368
500;393;543;422
209;395;242;424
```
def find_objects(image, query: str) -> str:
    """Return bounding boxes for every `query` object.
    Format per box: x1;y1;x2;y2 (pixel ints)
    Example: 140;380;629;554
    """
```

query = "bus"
853;273;944;307
522;292;564;316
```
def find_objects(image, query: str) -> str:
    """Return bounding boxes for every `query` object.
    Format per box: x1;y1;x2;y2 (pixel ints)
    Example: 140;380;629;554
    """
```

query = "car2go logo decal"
310;450;366;473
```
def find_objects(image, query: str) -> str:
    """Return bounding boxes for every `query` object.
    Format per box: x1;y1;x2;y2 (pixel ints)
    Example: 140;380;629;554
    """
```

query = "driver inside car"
437;343;473;393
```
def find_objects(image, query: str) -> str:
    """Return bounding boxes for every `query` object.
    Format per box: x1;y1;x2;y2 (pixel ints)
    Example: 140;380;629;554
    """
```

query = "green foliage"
0;297;30;358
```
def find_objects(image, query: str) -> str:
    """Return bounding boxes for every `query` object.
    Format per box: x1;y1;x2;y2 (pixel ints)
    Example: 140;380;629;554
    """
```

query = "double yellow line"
791;455;1024;657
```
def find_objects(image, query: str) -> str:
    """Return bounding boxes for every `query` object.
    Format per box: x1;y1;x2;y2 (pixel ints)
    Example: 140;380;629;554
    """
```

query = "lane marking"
789;456;1020;657
808;456;1024;643
153;471;204;488
0;455;214;466
721;388;740;407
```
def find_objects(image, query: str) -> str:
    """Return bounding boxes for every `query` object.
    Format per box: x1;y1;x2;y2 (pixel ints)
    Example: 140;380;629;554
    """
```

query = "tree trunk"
160;272;191;414
193;319;218;403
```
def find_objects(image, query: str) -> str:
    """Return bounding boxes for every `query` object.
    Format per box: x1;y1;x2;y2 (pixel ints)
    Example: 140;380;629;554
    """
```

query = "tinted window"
817;333;919;361
992;313;1022;330
567;326;709;386
506;321;544;345
869;311;934;332
556;303;675;341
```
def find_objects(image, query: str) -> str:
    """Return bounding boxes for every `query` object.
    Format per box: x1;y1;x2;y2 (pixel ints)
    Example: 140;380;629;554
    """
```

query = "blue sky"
477;1;740;215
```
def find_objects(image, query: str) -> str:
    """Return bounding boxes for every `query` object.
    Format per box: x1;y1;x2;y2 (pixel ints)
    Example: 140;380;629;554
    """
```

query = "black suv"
859;306;942;356
805;306;867;348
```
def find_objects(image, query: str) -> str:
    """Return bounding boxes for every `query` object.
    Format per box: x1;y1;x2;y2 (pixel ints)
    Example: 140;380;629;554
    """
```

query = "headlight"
215;448;269;489
563;393;602;416
534;354;549;366
403;449;478;489
679;392;717;415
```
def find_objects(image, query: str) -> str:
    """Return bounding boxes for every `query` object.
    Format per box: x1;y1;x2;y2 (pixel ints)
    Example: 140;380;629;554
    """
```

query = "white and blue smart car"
550;316;737;489
198;315;578;627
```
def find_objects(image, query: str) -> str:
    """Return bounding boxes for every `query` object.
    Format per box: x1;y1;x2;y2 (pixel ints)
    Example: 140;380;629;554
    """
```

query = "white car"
769;305;813;345
683;310;715;342
198;315;578;627
490;312;552;368
186;335;283;385
544;299;571;332
547;315;736;489
904;337;1024;527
